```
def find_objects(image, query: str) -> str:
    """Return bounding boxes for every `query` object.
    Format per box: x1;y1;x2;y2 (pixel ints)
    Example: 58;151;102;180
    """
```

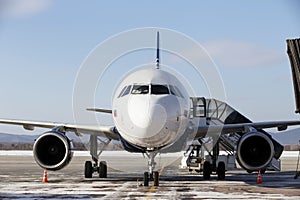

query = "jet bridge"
180;97;281;179
287;38;300;114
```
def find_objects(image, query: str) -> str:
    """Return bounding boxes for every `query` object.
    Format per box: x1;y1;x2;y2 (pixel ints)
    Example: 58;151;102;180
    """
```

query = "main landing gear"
84;158;107;178
84;135;110;178
202;141;226;180
83;135;160;186
143;151;160;186
202;160;226;180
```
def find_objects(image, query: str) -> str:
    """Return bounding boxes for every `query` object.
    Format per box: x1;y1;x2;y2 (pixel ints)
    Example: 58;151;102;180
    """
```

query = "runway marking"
149;186;155;193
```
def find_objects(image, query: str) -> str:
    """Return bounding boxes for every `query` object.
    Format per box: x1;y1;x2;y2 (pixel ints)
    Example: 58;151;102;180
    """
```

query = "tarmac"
0;151;300;199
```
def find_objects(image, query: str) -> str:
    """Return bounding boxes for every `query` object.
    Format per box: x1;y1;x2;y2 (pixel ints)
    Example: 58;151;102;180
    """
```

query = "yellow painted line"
147;164;166;195
149;186;155;192
146;165;165;199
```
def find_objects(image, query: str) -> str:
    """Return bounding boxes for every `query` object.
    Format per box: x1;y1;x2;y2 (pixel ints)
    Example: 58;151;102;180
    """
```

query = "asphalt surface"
0;151;300;199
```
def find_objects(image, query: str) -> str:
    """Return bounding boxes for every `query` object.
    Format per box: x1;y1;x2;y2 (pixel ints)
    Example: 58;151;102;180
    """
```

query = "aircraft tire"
217;161;225;180
84;161;93;178
203;161;211;180
149;172;154;181
99;161;107;178
153;171;159;186
144;172;149;186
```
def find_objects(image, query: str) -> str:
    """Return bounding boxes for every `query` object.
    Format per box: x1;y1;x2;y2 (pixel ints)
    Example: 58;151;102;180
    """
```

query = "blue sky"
0;0;299;134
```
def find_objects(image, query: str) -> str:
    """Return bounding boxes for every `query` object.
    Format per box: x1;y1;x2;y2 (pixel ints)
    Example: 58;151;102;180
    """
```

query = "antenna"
155;31;160;69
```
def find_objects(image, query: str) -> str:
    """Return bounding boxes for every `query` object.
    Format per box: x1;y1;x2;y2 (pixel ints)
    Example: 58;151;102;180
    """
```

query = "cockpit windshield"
170;85;184;98
117;85;132;98
119;84;183;97
117;86;127;98
131;85;149;94
122;85;132;96
151;84;169;95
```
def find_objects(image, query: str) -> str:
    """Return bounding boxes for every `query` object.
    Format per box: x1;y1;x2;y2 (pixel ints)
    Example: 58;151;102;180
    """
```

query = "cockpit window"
117;86;127;98
117;85;132;98
151;85;169;95
170;85;183;98
131;85;149;94
122;85;132;96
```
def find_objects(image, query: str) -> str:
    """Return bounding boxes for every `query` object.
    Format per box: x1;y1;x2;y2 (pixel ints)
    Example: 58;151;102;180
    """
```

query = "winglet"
155;31;160;69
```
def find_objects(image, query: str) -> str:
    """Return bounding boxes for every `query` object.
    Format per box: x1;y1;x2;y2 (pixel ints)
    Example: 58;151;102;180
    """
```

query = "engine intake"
33;130;73;171
236;131;274;172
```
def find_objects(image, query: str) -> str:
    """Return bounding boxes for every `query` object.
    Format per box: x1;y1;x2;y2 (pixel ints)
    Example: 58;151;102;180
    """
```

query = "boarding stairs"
181;97;281;172
219;133;240;155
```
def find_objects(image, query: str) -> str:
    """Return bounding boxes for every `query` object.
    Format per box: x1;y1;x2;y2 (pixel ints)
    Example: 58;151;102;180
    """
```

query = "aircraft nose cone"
128;96;151;129
128;97;167;138
147;104;167;137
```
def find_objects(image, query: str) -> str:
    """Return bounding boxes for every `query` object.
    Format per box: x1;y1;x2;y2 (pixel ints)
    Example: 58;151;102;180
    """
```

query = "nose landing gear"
143;151;160;186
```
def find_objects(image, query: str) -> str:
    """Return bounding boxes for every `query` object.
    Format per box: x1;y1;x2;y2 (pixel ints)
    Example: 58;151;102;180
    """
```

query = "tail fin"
155;31;160;69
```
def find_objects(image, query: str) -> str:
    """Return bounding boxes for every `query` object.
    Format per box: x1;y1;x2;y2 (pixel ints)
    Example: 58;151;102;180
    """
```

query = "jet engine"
236;131;274;172
33;130;73;171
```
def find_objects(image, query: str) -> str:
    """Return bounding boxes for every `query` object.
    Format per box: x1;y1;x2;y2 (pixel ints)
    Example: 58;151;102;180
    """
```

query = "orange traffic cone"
42;169;48;183
256;170;262;184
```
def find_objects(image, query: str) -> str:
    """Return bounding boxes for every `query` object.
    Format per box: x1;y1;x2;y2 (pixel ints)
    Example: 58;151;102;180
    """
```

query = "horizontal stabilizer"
86;108;112;114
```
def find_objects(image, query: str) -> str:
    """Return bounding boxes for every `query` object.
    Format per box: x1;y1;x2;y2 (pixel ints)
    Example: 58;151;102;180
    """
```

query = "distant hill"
0;132;122;150
1;127;299;147
270;128;300;145
0;132;81;144
0;133;38;143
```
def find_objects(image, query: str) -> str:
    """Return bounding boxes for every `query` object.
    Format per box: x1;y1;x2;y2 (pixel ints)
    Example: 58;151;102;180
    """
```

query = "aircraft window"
170;85;183;98
117;86;127;98
151;85;169;95
122;85;132;96
170;85;176;95
131;85;149;94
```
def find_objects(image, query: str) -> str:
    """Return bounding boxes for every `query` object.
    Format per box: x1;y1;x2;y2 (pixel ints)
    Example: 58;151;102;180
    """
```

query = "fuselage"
112;66;190;150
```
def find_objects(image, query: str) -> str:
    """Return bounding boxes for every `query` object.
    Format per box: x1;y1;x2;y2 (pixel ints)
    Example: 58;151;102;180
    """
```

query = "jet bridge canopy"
287;38;300;114
189;97;284;159
189;97;251;124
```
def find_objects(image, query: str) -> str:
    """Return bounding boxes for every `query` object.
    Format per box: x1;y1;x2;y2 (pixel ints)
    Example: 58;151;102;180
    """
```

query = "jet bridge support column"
287;38;300;113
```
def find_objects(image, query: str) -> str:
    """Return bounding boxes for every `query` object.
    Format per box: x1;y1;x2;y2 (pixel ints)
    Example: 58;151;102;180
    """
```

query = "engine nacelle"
33;130;73;171
236;131;274;172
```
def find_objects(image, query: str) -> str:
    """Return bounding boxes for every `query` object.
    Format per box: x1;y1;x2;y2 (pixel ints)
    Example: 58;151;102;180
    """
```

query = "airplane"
0;32;300;186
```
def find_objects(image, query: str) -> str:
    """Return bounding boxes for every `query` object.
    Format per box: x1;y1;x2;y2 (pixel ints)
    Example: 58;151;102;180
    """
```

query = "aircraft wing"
0;118;119;140
195;120;300;139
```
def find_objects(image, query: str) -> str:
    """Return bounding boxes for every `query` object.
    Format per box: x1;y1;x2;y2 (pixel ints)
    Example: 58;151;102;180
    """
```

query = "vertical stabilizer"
156;32;160;69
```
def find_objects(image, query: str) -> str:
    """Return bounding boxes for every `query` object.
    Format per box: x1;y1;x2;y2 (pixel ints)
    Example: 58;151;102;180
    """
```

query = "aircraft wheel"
153;171;159;186
217;161;225;180
149;172;154;181
203;161;211;180
144;172;149;186
84;161;93;178
99;161;107;178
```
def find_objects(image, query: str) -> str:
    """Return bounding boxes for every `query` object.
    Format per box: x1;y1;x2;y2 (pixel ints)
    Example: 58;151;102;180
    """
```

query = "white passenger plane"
0;32;300;186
